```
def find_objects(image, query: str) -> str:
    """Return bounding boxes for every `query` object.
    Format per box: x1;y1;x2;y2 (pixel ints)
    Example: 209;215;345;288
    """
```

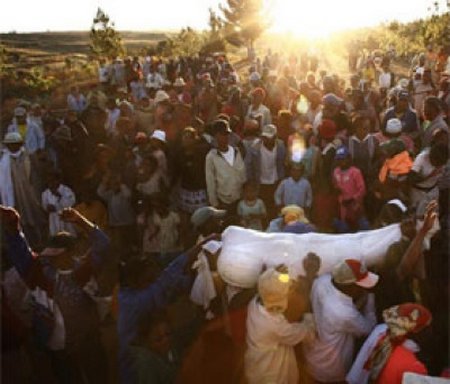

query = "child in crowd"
136;156;166;198
41;172;76;236
274;162;313;213
333;146;369;232
143;194;181;266
237;181;267;230
97;171;136;259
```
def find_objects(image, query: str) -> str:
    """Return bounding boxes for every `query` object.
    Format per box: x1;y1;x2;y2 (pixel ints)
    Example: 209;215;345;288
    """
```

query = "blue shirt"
274;177;313;208
118;253;192;384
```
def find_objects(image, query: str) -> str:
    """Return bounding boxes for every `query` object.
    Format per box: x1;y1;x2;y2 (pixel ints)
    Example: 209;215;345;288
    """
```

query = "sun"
267;0;363;40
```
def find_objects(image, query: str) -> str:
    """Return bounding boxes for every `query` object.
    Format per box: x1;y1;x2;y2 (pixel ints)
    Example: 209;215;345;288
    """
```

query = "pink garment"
333;166;366;221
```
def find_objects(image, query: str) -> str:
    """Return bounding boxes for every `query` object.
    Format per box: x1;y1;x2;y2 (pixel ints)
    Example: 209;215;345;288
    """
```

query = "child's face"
337;158;350;169
290;168;303;181
48;178;60;192
244;186;258;201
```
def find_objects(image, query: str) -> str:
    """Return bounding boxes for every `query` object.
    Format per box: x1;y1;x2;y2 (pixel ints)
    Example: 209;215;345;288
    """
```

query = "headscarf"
364;303;432;382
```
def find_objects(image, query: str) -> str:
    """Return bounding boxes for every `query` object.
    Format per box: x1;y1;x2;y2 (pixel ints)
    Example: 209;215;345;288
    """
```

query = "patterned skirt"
178;188;208;214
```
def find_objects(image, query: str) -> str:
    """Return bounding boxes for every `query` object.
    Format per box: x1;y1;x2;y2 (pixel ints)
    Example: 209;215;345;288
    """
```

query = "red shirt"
377;344;427;384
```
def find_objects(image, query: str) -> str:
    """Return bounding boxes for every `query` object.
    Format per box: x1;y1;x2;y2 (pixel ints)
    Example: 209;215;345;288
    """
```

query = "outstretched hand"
0;205;20;234
421;200;438;234
59;208;83;224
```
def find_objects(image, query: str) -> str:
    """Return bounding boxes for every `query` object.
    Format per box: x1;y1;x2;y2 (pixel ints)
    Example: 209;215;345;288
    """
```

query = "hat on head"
268;70;278;78
332;259;379;288
258;268;290;313
154;90;170;104
173;77;186;87
261;124;277;138
212;119;232;135
52;125;73;142
387;199;407;213
397;90;409;100
151;130;166;143
335;146;350;160
323;93;343;107
41;232;77;257
3;132;24;144
382;303;432;339
14;107;27;117
319;119;337;139
386;118;402;134
249;72;261;82
191;206;226;228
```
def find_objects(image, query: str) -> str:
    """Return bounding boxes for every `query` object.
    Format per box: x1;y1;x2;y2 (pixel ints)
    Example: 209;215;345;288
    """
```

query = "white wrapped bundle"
218;224;402;288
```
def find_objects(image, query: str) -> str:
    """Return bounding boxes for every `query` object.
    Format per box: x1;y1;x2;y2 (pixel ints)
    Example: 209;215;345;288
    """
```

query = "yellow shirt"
17;124;27;139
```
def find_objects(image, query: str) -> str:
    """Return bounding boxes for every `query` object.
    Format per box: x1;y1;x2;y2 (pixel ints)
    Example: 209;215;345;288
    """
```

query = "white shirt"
246;104;272;128
221;145;235;166
303;274;376;382
146;72;164;89
105;108;121;136
98;66;110;83
379;72;393;89
245;297;314;384
412;148;444;189
259;144;277;184
41;185;76;236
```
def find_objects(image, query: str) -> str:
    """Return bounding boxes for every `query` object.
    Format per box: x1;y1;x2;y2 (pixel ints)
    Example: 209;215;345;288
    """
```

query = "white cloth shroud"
190;250;217;314
218;224;402;288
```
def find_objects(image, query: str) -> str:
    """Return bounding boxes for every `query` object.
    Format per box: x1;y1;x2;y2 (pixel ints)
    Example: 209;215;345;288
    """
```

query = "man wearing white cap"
245;266;316;384
0;132;46;244
303;259;378;383
7;106;45;154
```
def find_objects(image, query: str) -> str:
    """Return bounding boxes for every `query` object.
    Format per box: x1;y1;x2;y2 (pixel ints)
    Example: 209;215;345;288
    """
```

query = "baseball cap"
3;132;24;144
335;146;350;160
261;124;277;138
40;232;77;257
332;259;379;288
14;107;27;117
258;268;290;313
322;93;343;107
397;90;410;100
191;206;226;228
212;119;232;135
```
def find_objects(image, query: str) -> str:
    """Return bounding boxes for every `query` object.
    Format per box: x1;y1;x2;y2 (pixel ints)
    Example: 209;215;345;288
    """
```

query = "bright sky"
0;0;446;36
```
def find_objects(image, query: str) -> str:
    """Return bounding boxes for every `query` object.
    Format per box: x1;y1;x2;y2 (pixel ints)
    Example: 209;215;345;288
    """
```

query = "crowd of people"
1;44;449;384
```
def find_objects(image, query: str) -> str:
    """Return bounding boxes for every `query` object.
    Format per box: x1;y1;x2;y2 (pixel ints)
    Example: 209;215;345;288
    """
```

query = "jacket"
205;146;246;206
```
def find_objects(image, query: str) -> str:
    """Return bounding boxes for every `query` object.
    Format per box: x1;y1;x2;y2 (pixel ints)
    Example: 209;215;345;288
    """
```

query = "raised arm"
396;201;437;281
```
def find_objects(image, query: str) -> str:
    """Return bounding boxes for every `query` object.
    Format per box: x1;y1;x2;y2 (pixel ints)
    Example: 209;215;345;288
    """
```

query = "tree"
218;0;266;50
89;8;125;59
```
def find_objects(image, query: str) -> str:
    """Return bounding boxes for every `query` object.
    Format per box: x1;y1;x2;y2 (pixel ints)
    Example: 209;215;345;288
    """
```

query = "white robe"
245;297;314;384
41;185;76;235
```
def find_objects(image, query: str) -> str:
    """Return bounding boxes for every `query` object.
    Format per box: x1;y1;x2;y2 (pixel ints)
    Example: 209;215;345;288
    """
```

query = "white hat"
249;72;261;82
268;70;278;78
261;124;277;138
387;199;408;213
386;118;402;134
154;90;170;104
14;107;27;117
202;240;222;254
151;129;166;142
173;77;186;87
3;132;24;144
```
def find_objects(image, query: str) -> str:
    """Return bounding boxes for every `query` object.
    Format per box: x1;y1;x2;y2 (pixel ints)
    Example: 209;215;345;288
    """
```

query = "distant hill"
0;31;171;55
